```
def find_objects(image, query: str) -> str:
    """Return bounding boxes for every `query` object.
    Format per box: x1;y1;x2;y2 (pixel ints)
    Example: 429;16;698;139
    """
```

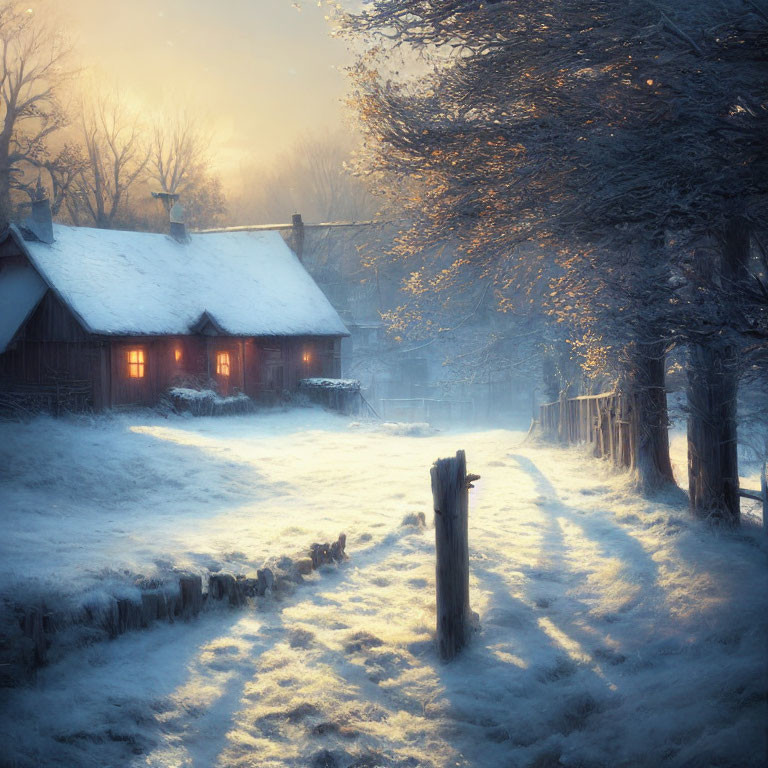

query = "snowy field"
1;409;766;768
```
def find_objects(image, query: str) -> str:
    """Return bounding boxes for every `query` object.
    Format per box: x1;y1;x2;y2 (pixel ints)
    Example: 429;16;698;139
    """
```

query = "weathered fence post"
762;461;767;534
430;450;478;661
558;391;568;444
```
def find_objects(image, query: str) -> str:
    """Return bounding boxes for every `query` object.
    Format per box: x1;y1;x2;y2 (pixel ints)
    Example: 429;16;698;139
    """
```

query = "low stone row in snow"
1;533;347;688
205;534;347;607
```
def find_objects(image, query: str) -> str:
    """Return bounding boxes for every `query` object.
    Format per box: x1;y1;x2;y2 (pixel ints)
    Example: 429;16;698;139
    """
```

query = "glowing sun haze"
57;0;352;176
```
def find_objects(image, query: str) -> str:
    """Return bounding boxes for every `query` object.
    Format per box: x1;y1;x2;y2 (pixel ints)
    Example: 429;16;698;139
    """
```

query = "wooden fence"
0;378;92;417
539;391;636;468
542;392;767;530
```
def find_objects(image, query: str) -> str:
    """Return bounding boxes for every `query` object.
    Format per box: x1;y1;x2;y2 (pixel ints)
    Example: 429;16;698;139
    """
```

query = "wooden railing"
539;391;636;468
738;463;768;532
0;378;92;416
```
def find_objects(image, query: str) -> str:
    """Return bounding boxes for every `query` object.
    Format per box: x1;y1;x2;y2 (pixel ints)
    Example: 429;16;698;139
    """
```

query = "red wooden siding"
2;316;343;411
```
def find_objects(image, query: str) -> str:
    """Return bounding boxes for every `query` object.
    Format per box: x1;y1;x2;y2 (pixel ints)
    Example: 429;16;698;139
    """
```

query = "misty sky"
60;0;353;176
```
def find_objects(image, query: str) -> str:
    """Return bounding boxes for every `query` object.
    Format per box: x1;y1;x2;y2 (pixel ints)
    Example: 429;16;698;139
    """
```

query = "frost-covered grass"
1;410;766;767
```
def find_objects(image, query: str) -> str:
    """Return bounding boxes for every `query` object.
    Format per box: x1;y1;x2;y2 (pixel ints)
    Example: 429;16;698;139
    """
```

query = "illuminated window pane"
174;347;182;363
302;349;311;364
127;348;145;378
216;352;230;376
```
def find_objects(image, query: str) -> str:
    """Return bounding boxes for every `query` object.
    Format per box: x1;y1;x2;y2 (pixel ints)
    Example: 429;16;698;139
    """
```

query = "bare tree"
36;141;87;215
67;92;149;228
0;2;71;225
148;109;226;229
232;131;379;224
149;109;209;197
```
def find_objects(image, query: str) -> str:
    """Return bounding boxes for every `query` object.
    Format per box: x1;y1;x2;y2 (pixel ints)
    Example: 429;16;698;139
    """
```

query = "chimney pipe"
22;195;54;244
170;200;187;243
291;212;305;260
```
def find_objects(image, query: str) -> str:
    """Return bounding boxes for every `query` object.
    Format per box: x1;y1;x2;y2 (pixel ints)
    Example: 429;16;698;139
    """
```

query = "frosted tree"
344;0;768;509
150;109;210;198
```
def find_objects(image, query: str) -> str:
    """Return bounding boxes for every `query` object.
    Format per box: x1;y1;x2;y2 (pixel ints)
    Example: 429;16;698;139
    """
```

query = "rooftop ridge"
192;219;400;234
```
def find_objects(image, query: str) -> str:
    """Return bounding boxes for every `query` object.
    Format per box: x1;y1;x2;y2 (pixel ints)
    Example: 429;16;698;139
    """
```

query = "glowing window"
302;349;311;364
174;347;182;363
127;349;145;378
216;352;230;376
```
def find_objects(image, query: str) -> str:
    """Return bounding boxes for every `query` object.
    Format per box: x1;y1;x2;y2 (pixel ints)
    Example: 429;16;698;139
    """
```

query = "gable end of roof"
190;311;226;336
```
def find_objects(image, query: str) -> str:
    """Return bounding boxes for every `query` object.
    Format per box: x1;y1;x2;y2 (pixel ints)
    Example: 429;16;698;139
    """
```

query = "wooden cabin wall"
25;292;89;342
0;292;104;409
110;339;163;407
243;339;261;399
109;337;221;406
282;337;340;390
243;337;341;402
205;337;244;397
250;339;285;402
108;336;255;405
302;337;342;380
3;313;346;411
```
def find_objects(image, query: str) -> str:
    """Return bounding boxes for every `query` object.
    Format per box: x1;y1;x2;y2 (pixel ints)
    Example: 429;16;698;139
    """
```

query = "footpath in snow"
0;410;766;768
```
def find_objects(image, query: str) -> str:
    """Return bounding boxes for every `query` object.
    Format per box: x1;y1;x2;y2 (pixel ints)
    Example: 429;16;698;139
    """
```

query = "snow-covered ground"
1;409;766;768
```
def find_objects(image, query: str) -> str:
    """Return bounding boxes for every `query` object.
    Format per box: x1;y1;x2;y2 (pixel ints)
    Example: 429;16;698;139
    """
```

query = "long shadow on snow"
176;525;446;768
506;453;671;666
459;562;622;762
210;526;619;767
218;531;596;768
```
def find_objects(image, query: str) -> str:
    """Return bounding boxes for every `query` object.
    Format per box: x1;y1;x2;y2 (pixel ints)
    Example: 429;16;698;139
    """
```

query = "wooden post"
762;461;767;534
609;395;617;465
558;392;568;444
431;450;478;661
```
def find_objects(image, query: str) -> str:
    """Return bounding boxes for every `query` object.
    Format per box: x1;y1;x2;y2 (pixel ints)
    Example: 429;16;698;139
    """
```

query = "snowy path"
1;412;766;767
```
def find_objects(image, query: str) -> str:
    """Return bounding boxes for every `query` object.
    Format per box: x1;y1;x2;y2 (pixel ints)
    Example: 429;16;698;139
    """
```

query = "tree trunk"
541;354;559;403
625;341;675;490
0;177;11;229
686;342;739;524
686;216;749;525
0;134;13;229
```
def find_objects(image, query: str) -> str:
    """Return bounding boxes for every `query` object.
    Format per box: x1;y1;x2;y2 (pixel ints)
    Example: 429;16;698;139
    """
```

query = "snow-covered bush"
164;387;254;416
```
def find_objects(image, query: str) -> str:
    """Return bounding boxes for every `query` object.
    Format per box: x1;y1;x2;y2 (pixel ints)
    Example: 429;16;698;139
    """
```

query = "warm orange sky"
56;0;354;176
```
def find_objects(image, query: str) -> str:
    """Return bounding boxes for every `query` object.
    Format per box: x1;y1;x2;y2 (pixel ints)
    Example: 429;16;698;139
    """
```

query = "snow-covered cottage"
0;200;348;411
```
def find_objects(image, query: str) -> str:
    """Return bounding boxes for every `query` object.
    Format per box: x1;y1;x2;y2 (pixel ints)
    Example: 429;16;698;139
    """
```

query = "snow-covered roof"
0;262;47;353
15;224;349;338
